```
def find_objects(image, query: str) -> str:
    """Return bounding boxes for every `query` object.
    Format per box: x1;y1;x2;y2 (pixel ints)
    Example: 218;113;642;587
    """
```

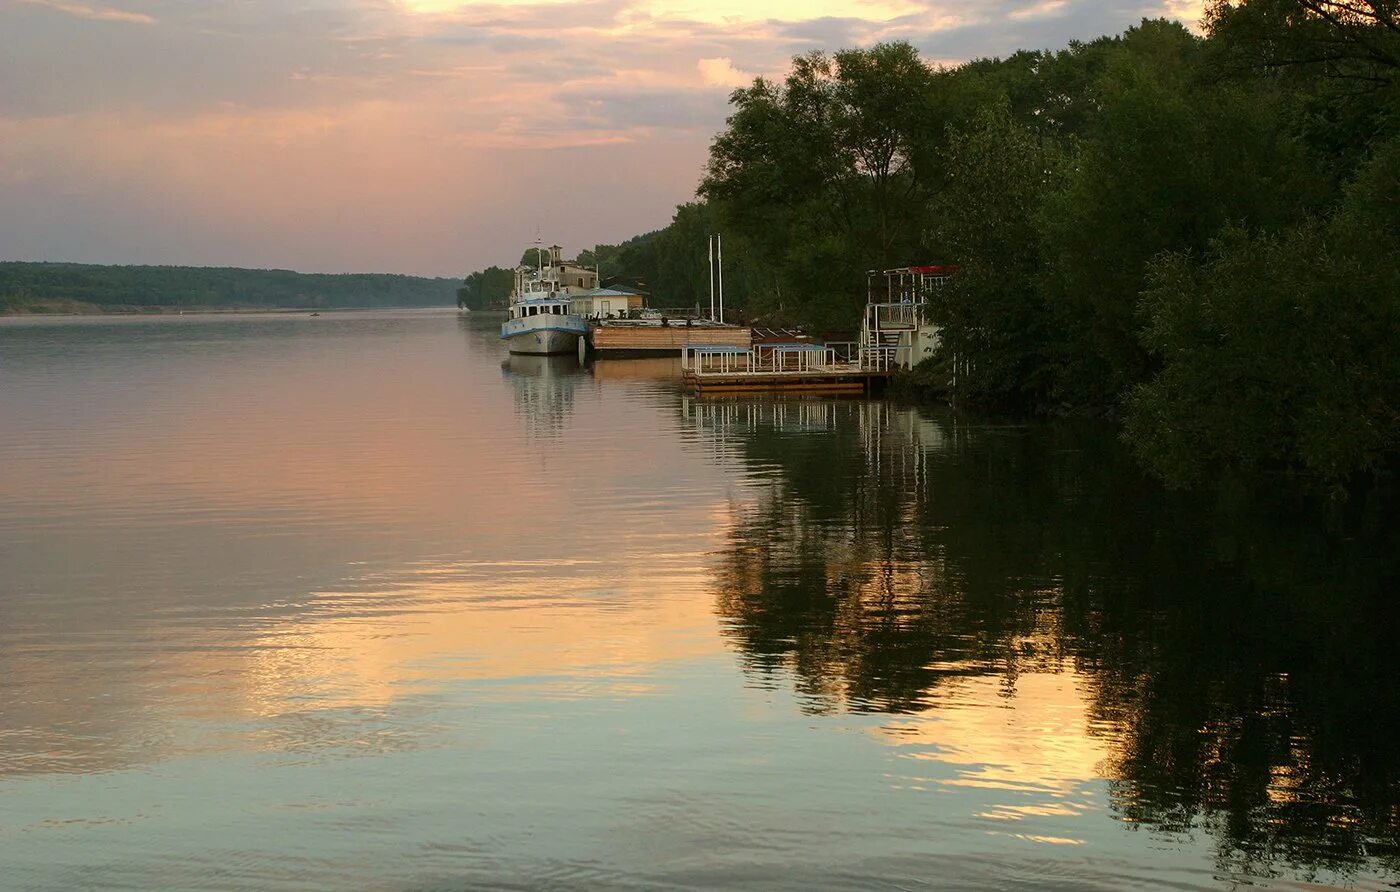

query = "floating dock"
681;343;897;396
586;318;750;358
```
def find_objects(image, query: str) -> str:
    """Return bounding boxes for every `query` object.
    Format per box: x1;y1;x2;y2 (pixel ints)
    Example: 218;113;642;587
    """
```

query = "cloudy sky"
1;0;1203;277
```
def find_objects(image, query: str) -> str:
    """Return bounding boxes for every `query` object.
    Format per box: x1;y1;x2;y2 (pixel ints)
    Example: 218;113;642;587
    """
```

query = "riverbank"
1;299;312;317
0;261;460;317
1;300;454;318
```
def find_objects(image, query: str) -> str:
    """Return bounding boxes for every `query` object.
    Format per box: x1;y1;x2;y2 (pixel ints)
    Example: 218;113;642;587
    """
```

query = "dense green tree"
702;42;942;328
457;265;514;310
1125;134;1400;485
451;3;1400;486
924;100;1065;407
1037;20;1322;408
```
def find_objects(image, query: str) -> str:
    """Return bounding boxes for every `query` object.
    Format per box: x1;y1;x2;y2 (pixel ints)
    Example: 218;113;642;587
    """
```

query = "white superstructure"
500;243;592;356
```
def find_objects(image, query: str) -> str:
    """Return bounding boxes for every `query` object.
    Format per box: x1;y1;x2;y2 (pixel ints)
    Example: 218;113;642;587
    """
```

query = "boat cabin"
510;297;572;319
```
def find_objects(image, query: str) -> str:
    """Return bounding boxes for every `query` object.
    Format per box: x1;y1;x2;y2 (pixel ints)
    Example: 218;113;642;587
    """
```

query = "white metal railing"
872;303;920;331
825;341;859;363
858;346;897;372
681;345;754;375
684;342;896;376
756;344;836;373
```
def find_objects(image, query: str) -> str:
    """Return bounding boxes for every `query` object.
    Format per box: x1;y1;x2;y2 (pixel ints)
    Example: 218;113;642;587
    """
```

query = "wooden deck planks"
590;324;751;356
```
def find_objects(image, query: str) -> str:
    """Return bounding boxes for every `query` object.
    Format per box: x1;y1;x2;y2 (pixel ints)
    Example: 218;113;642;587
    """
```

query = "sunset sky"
2;0;1203;277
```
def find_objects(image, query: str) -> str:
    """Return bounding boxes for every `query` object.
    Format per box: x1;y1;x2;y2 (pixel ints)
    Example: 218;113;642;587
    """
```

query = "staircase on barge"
681;266;953;395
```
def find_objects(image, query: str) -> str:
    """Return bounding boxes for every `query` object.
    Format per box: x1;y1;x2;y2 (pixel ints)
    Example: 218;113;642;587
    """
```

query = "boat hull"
501;315;587;355
507;328;579;355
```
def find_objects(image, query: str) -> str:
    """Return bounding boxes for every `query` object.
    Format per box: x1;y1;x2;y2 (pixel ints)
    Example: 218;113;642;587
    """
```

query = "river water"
1;308;1396;890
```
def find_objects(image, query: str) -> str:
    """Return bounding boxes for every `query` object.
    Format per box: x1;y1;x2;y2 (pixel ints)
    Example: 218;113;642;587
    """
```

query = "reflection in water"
500;353;584;437
590;356;683;381
1;311;1396;890
697;398;1400;881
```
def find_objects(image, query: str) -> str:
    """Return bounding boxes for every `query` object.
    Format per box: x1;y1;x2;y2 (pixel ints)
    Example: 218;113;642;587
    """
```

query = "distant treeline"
1;262;459;312
458;1;1399;488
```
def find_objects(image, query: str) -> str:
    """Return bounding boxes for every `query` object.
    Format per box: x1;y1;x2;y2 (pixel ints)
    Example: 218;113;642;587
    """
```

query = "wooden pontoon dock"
677;264;954;395
586;318;750;357
681;343;897;396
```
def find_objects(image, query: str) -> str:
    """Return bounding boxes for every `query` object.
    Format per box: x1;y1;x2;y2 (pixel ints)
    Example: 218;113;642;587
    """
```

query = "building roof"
580;288;641;298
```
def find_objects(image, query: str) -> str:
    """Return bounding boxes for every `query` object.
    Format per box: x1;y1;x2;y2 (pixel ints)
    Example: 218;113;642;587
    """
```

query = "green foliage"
1038;21;1327;408
454;4;1400;487
1125;135;1400;485
702;42;942;328
926;100;1065;407
458;265;513;310
0;262;458;312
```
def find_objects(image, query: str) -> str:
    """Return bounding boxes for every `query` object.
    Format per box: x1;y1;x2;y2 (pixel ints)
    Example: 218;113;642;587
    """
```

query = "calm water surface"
1;308;1397;890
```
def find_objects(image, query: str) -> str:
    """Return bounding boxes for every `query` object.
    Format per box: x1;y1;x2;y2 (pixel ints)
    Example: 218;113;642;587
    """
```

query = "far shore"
1;303;460;319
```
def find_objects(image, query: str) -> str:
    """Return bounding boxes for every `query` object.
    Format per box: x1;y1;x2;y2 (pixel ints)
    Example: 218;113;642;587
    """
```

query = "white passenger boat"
500;244;594;356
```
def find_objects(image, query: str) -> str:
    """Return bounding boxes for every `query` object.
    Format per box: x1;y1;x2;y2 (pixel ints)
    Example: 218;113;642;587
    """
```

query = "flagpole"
708;235;715;321
717;233;724;325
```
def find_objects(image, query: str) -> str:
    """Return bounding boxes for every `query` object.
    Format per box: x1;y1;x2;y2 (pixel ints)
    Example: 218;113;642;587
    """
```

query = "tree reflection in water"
687;398;1400;880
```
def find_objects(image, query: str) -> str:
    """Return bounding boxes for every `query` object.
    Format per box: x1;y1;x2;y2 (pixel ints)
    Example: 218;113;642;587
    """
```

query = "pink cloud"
0;0;1208;275
16;0;154;24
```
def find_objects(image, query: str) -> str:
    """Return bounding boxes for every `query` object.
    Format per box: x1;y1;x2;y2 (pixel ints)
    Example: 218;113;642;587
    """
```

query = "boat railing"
647;307;707;319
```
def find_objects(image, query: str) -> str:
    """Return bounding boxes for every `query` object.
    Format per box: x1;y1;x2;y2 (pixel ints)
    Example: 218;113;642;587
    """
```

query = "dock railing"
756;343;836;373
684;342;897;377
858;346;897;372
825;341;860;363
682;345;755;375
870;303;921;331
